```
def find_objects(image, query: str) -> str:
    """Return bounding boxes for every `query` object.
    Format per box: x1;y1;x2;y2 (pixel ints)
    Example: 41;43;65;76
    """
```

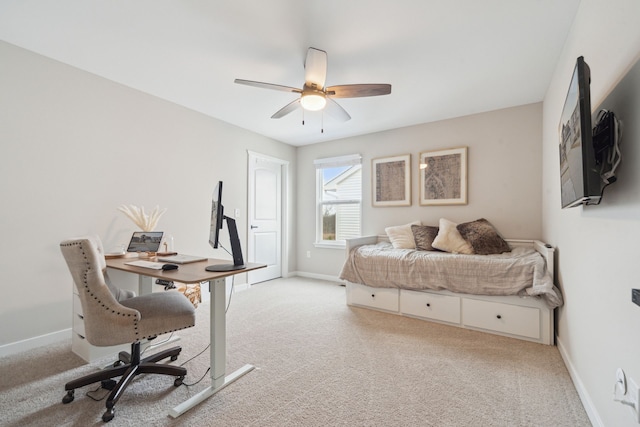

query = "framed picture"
372;154;411;207
419;147;467;205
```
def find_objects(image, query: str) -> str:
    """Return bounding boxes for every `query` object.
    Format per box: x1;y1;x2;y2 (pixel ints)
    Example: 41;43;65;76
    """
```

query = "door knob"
250;225;258;229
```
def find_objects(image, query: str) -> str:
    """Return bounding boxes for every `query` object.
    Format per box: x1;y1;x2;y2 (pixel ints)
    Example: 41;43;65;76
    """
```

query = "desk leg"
169;277;254;418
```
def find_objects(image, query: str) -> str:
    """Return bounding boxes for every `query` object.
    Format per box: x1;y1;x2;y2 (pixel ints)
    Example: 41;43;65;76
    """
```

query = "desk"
106;257;265;418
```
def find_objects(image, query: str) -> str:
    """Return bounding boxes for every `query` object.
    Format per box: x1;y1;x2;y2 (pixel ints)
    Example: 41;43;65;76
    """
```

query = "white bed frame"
344;236;556;345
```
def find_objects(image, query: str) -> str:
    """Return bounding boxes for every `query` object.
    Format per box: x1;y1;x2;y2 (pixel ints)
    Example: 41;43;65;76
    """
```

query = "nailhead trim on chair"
61;240;138;333
61;240;195;343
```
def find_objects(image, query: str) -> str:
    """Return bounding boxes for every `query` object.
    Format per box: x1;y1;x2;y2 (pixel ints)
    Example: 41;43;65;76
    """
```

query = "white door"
247;152;286;284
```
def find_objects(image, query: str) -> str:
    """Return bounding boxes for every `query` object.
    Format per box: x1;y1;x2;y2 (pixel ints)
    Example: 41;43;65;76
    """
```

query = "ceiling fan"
234;47;391;123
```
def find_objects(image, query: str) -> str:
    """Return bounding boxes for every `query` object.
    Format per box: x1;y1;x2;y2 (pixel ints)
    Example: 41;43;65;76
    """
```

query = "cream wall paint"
541;0;640;425
297;103;543;277
0;41;296;349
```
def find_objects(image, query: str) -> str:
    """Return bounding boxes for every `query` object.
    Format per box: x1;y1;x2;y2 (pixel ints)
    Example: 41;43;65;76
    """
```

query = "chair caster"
102;408;115;422
174;376;184;387
170;355;178;362
113;360;123;367
62;390;74;404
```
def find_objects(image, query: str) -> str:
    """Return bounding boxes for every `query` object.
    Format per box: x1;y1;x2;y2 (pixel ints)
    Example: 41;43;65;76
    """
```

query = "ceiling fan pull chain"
321;111;324;133
302;109;305;126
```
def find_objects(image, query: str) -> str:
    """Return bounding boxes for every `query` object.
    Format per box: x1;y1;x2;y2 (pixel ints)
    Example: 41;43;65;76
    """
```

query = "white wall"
0;41;296;350
541;0;640;425
297;103;544;277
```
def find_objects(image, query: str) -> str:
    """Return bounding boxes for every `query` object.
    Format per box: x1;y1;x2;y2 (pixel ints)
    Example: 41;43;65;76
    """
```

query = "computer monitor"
206;181;246;272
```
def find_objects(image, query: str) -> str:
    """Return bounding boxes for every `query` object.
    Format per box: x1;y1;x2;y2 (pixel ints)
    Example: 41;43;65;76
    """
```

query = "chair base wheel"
62;390;74;404
102;408;115;422
174;376;184;387
170;355;178;362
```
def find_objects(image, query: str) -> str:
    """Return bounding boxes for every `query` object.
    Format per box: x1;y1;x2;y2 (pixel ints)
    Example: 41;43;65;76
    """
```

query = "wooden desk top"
106;256;265;284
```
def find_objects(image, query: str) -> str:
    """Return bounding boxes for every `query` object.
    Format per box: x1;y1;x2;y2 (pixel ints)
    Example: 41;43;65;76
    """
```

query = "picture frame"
419;147;467;205
372;154;411;207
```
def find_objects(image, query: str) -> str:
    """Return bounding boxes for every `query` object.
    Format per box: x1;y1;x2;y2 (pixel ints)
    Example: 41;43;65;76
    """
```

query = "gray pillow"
456;218;511;255
411;225;440;251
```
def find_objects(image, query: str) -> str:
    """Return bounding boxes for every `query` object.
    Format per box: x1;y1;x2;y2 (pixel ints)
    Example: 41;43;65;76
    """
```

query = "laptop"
126;231;164;253
157;254;207;264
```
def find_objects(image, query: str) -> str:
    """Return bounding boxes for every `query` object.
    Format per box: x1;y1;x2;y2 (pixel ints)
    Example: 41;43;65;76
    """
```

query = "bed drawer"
462;298;541;340
348;283;399;312
400;290;460;324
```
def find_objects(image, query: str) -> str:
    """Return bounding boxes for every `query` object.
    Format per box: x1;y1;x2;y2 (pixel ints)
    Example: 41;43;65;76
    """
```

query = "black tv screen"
559;56;602;208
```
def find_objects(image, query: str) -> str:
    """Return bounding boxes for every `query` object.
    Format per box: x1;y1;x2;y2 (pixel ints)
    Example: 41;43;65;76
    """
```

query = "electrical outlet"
306;251;311;258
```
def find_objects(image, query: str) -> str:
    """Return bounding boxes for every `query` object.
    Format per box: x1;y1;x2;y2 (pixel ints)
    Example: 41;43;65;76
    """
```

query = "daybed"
339;219;563;345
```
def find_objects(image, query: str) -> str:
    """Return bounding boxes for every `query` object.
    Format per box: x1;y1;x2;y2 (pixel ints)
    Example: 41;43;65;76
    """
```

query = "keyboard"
124;260;165;270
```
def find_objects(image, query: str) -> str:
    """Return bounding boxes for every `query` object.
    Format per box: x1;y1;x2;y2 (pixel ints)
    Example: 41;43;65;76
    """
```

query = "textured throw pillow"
385;221;421;249
431;218;474;254
411;225;440;251
456;218;511;255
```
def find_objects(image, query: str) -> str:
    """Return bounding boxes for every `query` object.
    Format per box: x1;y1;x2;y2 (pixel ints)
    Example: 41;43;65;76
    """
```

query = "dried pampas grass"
118;205;166;231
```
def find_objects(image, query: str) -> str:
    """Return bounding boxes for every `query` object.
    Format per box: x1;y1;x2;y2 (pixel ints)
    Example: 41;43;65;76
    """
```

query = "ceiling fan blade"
271;99;301;119
304;47;327;89
325;84;392;98
324;98;351;122
234;79;301;93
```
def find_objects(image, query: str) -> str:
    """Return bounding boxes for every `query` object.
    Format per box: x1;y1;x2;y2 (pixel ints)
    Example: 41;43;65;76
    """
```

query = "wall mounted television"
558;56;603;208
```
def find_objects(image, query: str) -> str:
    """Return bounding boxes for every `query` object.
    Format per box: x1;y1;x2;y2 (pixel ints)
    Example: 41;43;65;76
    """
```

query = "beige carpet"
0;277;590;426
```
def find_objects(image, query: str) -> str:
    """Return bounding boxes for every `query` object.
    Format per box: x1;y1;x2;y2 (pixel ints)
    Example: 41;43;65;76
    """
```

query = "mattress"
339;242;563;308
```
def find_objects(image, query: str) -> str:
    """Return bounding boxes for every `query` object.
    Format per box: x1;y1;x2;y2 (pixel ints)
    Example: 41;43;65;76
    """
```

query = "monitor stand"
205;216;246;272
205;263;245;272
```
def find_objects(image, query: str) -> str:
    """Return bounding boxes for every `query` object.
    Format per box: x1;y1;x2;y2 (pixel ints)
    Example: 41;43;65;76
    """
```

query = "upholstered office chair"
59;236;196;422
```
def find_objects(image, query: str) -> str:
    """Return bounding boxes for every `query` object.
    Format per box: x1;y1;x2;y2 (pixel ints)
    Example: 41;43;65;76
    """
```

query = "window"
314;154;362;247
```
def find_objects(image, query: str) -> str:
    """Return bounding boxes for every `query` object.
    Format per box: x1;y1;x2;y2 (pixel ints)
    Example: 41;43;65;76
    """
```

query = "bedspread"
339;242;563;308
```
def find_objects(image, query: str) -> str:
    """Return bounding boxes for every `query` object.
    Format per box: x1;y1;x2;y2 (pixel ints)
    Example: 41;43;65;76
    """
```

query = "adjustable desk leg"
169;277;254;418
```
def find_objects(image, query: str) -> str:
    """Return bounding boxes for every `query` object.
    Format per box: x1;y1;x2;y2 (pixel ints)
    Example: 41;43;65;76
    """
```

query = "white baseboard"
292;271;342;283
557;336;603;427
0;328;71;358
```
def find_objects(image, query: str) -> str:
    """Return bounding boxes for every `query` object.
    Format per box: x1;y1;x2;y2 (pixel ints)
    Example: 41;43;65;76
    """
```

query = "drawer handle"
426;303;431;307
371;294;375;298
496;314;502;319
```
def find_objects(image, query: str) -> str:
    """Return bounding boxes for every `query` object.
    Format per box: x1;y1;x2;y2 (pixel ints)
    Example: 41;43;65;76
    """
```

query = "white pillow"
432;218;474;254
385;221;422;249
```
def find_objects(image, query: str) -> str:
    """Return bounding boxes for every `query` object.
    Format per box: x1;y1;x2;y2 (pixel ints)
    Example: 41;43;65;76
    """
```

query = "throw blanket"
339;242;563;308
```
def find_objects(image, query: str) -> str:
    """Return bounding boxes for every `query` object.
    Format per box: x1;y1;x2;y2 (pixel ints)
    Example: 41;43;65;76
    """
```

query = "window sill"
314;241;346;250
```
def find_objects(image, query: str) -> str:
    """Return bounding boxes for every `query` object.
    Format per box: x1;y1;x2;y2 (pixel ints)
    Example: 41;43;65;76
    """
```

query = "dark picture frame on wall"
372;154;411;207
419;147;467;205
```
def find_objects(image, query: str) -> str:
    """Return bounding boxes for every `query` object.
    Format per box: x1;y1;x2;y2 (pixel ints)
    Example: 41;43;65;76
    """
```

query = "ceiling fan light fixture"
300;92;326;111
234;47;391;122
